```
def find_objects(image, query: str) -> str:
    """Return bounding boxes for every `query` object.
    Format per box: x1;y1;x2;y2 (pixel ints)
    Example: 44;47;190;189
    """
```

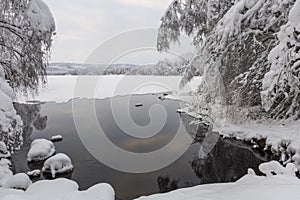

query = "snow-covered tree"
0;0;55;151
0;0;55;92
158;0;299;120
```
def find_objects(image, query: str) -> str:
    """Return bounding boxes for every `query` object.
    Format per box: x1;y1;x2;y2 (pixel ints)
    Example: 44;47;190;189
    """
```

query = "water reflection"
14;102;48;144
12;94;268;200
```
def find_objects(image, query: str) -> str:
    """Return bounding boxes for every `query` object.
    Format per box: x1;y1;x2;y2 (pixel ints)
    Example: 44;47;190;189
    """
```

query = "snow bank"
135;161;300;200
27;139;55;162
0;178;115;200
16;75;202;103
3;173;32;190
42;153;73;178
0;159;13;186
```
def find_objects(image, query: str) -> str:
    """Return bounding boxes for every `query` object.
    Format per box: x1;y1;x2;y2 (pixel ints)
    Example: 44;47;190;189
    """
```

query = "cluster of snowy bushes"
0;67;23;152
158;0;300;121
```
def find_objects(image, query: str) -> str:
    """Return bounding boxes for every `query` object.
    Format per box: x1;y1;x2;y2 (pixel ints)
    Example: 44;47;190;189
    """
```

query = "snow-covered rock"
51;135;63;142
27;139;55;162
3;173;32;190
0;178;115;200
27;170;41;178
42;153;73;178
0;141;11;159
0;159;13;187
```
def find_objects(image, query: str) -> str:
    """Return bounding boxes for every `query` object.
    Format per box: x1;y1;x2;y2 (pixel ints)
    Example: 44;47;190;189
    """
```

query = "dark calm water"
12;94;267;200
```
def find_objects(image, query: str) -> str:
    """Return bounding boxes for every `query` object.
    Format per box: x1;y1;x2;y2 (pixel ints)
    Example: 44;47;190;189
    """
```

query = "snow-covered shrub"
42;153;73;178
3;173;32;190
27;139;55;162
0;67;23;152
0;141;11;159
0;159;13;186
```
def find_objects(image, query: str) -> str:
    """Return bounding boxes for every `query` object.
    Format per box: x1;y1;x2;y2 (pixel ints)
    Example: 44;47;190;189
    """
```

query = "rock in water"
27;139;55;162
42;153;73;178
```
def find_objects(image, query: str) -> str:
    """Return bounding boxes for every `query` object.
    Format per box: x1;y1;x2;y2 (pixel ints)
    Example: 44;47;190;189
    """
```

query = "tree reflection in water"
14;102;48;145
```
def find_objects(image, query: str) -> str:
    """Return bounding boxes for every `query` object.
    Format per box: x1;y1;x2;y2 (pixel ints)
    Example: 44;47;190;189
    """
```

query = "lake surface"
12;94;267;200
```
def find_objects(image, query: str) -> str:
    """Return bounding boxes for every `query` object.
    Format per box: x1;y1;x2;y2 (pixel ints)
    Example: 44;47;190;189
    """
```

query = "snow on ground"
135;161;300;200
0;159;12;187
3;173;32;190
42;153;73;178
27;139;55;162
0;178;115;200
16;75;202;103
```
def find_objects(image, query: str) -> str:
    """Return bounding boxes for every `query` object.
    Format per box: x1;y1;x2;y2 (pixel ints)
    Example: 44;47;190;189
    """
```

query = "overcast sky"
43;0;194;64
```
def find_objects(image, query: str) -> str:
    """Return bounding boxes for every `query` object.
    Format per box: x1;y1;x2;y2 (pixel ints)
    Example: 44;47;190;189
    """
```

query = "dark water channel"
12;94;268;200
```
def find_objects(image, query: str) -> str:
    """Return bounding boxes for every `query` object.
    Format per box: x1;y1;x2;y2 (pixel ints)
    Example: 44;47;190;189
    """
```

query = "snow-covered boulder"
27;139;55;162
3;173;32;190
0;141;11;159
0;159;13;186
42;153;73;178
27;170;41;178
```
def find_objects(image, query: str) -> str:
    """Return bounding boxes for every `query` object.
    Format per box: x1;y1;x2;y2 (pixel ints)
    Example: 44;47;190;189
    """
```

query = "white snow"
42;153;73;178
16;75;202;103
3;173;32;190
0;159;13;187
27;139;55;162
26;170;41;177
27;0;55;34
135;161;300;200
0;178;115;200
0;142;11;159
